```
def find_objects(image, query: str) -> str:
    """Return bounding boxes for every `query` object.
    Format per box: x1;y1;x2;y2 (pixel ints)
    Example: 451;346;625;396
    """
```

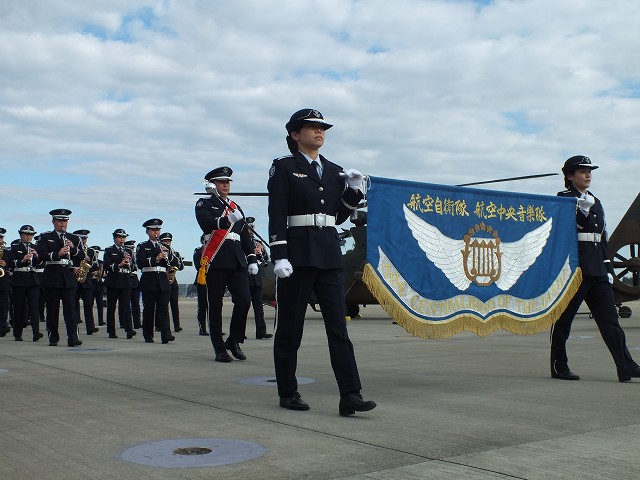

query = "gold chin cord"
0;240;5;277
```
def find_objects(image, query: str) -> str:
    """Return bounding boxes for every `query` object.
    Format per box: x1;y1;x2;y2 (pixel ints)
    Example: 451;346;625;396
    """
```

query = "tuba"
0;240;5;278
76;241;92;283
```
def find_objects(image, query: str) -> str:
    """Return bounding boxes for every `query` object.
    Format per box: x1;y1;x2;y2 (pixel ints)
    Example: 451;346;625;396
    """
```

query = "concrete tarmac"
1;298;640;479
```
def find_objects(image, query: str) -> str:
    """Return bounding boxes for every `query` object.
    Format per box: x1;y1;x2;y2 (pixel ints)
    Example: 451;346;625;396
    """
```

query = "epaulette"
273;154;294;162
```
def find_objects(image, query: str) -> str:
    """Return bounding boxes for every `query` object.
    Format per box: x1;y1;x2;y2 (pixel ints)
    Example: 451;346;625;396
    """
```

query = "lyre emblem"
461;223;502;287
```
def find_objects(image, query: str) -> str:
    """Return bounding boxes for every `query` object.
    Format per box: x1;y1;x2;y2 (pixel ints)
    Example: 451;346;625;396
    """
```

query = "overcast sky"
1;0;638;284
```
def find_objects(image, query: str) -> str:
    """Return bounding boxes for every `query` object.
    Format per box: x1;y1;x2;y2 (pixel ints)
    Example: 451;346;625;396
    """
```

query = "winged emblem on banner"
403;204;552;291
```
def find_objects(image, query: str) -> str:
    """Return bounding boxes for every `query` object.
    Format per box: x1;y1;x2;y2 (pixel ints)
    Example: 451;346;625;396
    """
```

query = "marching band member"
35;209;84;347
246;217;272;340
192;235;209;336
103;229;135;339
159;232;184;333
551;155;640;382
136;219;174;344
3;225;43;341
0;228;12;337
268;108;376;415
73;229;99;335
195;166;258;363
125;239;141;329
89;245;105;327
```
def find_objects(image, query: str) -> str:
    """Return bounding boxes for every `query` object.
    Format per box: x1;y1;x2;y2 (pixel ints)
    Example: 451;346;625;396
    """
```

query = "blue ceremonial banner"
362;176;582;338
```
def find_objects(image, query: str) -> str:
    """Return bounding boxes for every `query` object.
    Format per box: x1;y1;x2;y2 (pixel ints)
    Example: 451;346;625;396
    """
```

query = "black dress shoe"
167;335;175;342
225;341;246;360
67;339;83;347
279;393;310;411
126;331;136;339
174;327;183;332
33;332;43;342
339;393;377;416
199;329;209;336
0;325;10;337
109;334;118;339
214;351;233;363
49;341;58;346
144;338;154;343
551;369;580;380
618;367;640;383
92;327;99;333
98;322;106;326
257;333;273;339
15;337;23;341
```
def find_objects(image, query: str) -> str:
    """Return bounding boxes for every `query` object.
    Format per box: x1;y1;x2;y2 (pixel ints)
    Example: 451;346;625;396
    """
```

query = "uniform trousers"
250;285;268;336
10;285;40;339
130;286;141;328
551;275;638;374
44;286;79;344
92;286;105;325
106;287;132;335
75;286;96;334
0;290;9;329
196;283;208;332
142;290;170;342
274;267;362;398
169;283;181;330
206;268;250;353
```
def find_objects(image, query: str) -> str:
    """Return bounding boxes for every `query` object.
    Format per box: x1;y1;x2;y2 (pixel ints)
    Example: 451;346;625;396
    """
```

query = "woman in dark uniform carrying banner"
551;155;640;382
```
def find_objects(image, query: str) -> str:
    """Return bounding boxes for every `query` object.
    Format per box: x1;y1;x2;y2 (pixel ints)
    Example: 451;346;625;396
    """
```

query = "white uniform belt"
203;232;240;242
14;267;35;272
287;214;336;228
142;266;166;273
46;259;71;266
35;268;44;273
577;232;601;242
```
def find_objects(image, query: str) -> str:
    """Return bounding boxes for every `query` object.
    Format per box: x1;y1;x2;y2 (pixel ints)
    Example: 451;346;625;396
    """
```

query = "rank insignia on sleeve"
196;200;203;207
269;165;275;177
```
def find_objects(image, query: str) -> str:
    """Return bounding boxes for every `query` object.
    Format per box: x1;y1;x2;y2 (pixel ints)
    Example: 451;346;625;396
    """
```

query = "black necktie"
311;160;321;178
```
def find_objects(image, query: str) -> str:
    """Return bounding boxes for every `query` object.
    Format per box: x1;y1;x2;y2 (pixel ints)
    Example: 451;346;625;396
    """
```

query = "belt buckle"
314;213;327;228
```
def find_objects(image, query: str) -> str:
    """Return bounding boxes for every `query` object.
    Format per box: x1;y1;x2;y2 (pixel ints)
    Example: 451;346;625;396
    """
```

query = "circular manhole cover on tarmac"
238;376;315;386
121;438;268;468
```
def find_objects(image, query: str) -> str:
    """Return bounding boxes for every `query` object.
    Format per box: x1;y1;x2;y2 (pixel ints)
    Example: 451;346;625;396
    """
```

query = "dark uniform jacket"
4;242;40;287
135;240;170;291
194;195;256;269
103;245;132;289
35;230;84;288
558;186;612;277
267;152;363;269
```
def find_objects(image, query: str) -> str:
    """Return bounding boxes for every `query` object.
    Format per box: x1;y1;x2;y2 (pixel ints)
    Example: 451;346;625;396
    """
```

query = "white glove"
608;273;614;284
248;263;259;275
274;259;293;278
577;193;595;216
228;209;243;223
344;168;364;190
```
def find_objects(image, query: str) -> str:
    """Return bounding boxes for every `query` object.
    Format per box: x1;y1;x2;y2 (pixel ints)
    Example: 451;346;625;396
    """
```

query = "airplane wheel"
346;304;360;318
618;306;632;319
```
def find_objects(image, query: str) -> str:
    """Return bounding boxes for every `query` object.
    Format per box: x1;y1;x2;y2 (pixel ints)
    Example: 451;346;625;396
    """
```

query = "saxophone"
76;241;92;283
160;242;178;284
0;240;6;278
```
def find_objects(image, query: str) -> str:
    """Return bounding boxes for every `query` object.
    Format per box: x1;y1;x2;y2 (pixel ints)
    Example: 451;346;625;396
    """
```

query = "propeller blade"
456;173;558;187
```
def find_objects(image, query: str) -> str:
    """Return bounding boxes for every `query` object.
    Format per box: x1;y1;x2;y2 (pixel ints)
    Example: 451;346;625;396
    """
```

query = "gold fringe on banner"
362;263;583;339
